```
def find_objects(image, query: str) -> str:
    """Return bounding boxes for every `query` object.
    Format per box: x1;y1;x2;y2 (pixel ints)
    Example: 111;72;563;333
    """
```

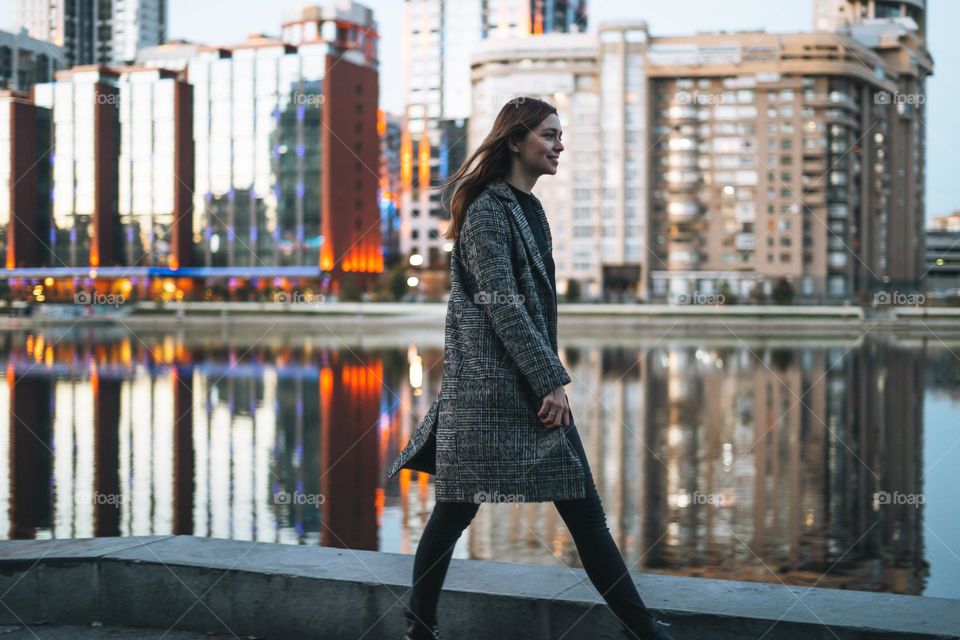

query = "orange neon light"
418;135;430;192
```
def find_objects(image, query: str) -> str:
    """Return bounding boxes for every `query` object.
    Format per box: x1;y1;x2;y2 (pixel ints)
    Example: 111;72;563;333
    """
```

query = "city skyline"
0;3;956;632
0;0;953;304
3;0;956;222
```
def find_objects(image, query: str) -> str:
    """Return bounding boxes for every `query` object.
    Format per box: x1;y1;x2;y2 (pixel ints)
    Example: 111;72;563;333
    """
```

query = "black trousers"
406;418;657;635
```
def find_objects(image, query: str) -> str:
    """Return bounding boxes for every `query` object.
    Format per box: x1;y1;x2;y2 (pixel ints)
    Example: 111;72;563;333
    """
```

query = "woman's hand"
538;386;570;429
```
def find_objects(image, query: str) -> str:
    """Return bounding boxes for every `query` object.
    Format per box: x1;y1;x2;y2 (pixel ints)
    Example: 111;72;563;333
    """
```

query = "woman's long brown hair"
441;97;557;242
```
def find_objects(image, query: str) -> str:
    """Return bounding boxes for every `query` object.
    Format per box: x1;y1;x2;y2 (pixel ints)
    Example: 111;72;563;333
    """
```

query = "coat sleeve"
459;198;571;400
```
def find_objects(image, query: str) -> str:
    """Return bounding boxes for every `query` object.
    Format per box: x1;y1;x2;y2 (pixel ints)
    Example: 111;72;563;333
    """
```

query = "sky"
2;0;957;221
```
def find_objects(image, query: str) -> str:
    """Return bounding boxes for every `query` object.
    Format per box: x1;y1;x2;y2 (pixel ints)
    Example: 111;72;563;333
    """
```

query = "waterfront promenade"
0;536;957;639
6;300;960;337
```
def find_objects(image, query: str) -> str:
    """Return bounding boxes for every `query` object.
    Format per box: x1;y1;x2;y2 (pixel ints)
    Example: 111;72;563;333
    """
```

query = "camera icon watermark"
474;290;524;305
873;490;924;509
273;490;326;508
273;290;326;304
677;292;725;306
74;291;125;308
873;290;924;307
677;92;726;106
874;91;925;106
473;490;526;503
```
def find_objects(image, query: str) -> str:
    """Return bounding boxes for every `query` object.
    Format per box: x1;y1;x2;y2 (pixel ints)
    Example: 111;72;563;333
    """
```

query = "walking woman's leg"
407;499;480;627
553;421;668;638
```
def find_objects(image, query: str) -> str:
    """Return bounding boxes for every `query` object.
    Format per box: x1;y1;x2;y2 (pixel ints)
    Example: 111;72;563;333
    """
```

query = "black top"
507;183;556;298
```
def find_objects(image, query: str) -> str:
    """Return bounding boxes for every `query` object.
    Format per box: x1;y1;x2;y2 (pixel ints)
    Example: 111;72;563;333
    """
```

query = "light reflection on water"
1;326;957;599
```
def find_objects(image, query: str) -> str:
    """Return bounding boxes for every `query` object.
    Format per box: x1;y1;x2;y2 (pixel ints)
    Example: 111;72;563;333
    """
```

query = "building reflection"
0;330;939;596
406;339;931;596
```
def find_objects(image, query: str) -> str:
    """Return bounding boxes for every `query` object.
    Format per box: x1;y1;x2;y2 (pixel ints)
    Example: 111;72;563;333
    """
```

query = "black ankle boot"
403;610;442;640
621;616;674;640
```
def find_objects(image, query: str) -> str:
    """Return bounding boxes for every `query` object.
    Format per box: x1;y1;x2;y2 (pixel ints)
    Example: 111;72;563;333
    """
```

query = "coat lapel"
485;177;554;303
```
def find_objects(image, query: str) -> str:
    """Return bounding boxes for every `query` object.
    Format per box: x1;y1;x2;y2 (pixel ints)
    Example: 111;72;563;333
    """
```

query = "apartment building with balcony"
468;1;931;302
649;3;930;301
646;31;926;301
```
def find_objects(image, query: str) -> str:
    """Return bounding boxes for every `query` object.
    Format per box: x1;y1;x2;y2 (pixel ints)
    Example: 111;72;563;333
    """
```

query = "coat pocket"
557;426;585;476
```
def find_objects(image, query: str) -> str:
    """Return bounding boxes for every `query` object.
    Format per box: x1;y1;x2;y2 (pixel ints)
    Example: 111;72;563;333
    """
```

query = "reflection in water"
0;327;956;598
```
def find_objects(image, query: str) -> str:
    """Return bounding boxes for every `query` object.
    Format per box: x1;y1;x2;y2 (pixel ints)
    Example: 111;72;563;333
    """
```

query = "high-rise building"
467;3;931;302
115;67;193;270
400;0;588;272
2;1;380;300
34;67;122;268
0;90;52;269
137;2;382;293
597;23;649;301
34;65;192;273
644;2;931;301
0;28;66;92
16;0;167;67
471;32;601;297
467;23;650;301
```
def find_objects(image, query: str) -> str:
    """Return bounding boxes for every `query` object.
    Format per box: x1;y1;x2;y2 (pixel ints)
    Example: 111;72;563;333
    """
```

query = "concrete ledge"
1;536;958;639
13;302;960;337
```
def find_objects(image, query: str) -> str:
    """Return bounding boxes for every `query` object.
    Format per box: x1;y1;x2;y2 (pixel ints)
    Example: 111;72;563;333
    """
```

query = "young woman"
386;98;675;640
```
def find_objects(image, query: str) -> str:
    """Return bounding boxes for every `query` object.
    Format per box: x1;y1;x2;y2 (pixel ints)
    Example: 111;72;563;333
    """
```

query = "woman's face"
511;113;564;177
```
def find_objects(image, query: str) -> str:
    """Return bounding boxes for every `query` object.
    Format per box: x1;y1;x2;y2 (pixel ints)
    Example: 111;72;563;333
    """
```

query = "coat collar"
484;176;553;297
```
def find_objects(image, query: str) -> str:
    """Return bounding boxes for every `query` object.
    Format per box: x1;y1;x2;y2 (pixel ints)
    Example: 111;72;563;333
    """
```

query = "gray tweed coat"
385;176;586;503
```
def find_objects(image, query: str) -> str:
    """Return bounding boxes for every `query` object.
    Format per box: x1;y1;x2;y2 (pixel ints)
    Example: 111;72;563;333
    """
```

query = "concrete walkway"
1;536;957;639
